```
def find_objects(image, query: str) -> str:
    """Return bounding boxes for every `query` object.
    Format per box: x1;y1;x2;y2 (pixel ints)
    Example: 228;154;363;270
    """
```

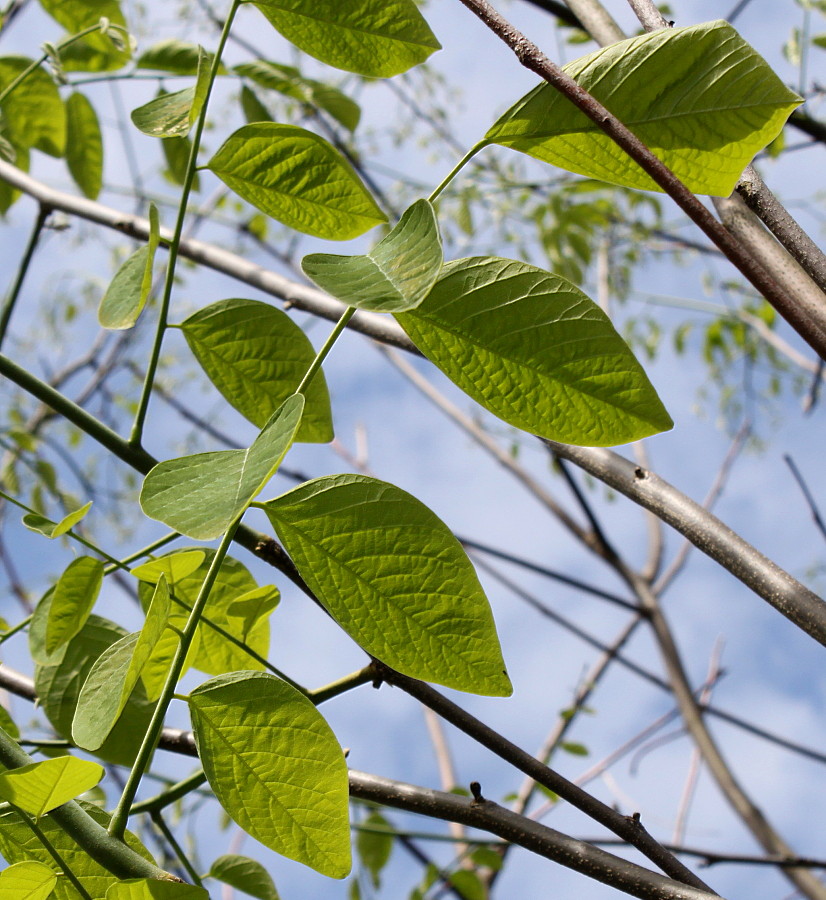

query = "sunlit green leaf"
0;57;65;156
484;21;802;196
136;40;226;76
234;60;360;131
262;474;512;696
0;705;20;740
181;298;333;441
0;861;57;900
0;802;153;900
357;812;393;889
396;258;673;446
240;85;272;123
35;616;156;767
141;393;303;539
65;92;103;199
0;142;27;213
190;671;351;878
38;0;131;72
131;50;210;139
22;500;92;539
106;880;207;899
207;123;386;240
73;576;171;749
137;551;275;678
98;203;160;329
0;757;103;818
209;855;280;900
250;0;440;77
131;550;206;585
449;870;485;900
45;556;104;655
302;200;441;312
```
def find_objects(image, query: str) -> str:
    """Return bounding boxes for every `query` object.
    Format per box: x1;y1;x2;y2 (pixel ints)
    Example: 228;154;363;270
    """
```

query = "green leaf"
0;757;104;818
0;861;57;900
35;616;157;767
136;40;227;76
65;92;103;199
262;474;512;696
448;870;485;900
141;393;304;540
396;258;673;446
207;123;386;240
209;855;280;900
240;85;272;124
22;500;92;539
137;551;275;678
234;60;360;131
73;576;171;749
302;200;442;312
470;847;502;871
38;0;131;72
131;49;210;139
0;143;28;214
484;21;803;196
0;705;20;740
98;203;160;329
162;135;199;189
45;556;104;655
250;0;440;77
0;57;65;156
0;802;153;900
130;550;206;585
181;298;333;441
357;812;393;889
560;741;589;756
190;671;351;878
106;881;207;900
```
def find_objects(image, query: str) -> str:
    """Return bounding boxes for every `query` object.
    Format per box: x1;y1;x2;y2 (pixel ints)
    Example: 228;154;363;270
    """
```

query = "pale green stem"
0;23;114;106
309;666;375;705
108;521;241;839
129;0;242;448
427;143;486;204
129;769;207;816
295;307;357;396
0;614;30;645
13;806;94;900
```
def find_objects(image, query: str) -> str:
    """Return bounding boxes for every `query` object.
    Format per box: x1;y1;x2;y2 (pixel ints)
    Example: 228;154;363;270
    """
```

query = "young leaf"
0;860;57;900
234;60;360;131
65;92;103;199
181;298;333;441
98;203;160;329
136;39;227;76
0;803;154;899
131;48;210;140
190;671;351;878
357;812;394;889
0;56;66;156
140;393;304;539
209;854;280;900
0;756;104;818
302;200;442;312
35;616;157;767
73;576;171;749
38;0;131;72
136;551;275;678
22;499;92;539
484;21;803;196
262;474;512;696
396;257;673;446
106;880;208;899
207;123;387;240
45;556;104;655
250;0;441;77
131;550;206;584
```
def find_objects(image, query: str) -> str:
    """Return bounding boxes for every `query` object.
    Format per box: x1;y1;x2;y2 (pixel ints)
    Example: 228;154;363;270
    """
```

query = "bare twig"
784;455;826;544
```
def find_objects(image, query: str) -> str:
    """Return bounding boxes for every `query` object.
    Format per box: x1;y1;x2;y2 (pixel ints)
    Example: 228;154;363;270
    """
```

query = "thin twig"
784;455;826;544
